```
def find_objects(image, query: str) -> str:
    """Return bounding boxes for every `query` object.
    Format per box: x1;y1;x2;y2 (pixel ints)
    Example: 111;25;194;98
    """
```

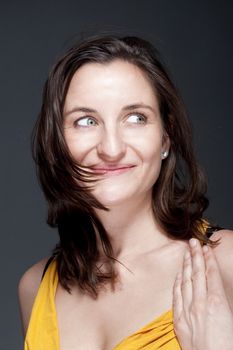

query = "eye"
75;117;97;127
126;113;147;124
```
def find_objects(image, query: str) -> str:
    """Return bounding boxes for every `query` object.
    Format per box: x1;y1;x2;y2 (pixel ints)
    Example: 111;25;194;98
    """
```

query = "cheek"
136;133;164;183
64;131;96;164
133;129;163;162
143;150;163;190
144;142;162;160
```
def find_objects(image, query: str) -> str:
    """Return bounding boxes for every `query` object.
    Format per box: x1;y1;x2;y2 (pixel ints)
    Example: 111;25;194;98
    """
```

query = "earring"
161;150;168;159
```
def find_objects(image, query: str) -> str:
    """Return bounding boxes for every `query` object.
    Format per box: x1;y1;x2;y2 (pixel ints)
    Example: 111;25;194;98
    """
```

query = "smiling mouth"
90;165;135;175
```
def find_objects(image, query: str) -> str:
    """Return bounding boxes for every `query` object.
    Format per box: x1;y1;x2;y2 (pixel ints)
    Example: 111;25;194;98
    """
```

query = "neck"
94;193;170;261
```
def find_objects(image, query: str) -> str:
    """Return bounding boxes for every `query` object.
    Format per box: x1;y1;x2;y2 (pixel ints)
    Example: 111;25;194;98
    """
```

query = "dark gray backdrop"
1;0;232;348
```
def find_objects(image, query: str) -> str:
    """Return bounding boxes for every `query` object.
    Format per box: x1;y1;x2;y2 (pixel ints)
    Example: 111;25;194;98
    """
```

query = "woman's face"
63;59;170;207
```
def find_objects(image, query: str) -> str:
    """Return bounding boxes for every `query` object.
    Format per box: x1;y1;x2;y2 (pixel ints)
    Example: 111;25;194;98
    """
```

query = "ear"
162;132;170;154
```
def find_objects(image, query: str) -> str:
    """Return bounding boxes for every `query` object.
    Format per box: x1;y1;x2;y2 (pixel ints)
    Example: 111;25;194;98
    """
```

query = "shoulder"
211;228;233;257
18;258;49;337
210;229;233;307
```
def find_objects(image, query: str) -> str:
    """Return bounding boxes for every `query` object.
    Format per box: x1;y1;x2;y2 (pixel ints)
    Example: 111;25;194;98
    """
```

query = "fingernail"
189;238;197;248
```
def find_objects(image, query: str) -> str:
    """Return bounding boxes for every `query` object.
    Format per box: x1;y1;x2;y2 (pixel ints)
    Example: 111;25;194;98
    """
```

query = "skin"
173;238;233;350
18;59;233;349
63;60;169;209
63;59;171;258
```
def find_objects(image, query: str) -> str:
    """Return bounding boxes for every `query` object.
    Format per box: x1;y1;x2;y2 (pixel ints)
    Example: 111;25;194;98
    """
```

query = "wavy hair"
32;33;212;298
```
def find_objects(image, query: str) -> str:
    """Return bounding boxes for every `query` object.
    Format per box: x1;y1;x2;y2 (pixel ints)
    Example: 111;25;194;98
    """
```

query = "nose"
97;125;126;162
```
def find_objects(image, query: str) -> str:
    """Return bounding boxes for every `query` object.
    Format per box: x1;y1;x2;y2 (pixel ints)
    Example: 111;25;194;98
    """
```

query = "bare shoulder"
18;258;49;337
211;228;233;257
211;229;233;305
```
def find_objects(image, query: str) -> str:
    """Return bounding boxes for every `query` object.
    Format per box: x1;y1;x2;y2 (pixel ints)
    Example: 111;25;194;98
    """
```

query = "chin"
95;194;128;208
92;187;133;208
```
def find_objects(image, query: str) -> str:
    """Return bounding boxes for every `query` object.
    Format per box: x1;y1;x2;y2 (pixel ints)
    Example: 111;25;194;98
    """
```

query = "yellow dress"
24;258;181;350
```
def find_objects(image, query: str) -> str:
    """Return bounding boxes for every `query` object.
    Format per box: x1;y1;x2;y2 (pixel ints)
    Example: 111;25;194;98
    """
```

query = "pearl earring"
161;150;168;159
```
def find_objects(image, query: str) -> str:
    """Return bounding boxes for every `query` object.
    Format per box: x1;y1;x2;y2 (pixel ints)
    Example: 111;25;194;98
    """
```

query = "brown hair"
32;33;213;298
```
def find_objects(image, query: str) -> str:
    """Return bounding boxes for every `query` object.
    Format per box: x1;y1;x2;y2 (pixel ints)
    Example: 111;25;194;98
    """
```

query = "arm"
18;258;48;337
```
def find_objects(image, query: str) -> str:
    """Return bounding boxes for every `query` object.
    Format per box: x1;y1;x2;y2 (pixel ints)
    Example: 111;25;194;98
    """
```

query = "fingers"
189;238;207;304
173;272;183;324
174;239;207;322
181;250;193;317
173;239;220;324
173;249;193;324
203;245;226;296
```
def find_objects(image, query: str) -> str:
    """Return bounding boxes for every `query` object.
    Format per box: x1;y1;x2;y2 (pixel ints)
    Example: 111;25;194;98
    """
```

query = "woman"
18;33;233;350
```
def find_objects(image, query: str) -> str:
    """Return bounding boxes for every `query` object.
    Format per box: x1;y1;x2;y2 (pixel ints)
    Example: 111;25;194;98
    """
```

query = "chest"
55;252;183;350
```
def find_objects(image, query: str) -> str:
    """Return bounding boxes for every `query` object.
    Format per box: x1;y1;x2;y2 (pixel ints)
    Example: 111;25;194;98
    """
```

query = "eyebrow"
64;103;156;117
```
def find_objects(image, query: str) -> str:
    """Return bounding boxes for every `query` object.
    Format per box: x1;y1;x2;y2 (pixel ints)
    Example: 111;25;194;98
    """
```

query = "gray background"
1;0;232;348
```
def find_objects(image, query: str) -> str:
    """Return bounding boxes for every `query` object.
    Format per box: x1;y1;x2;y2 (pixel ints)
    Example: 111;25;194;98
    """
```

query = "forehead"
64;60;159;112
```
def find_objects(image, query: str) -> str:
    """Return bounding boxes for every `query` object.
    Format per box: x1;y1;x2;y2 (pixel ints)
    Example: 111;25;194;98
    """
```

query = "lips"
90;165;135;175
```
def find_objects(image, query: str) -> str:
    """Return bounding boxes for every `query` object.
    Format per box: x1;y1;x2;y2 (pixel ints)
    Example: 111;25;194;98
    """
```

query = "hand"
173;238;233;350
